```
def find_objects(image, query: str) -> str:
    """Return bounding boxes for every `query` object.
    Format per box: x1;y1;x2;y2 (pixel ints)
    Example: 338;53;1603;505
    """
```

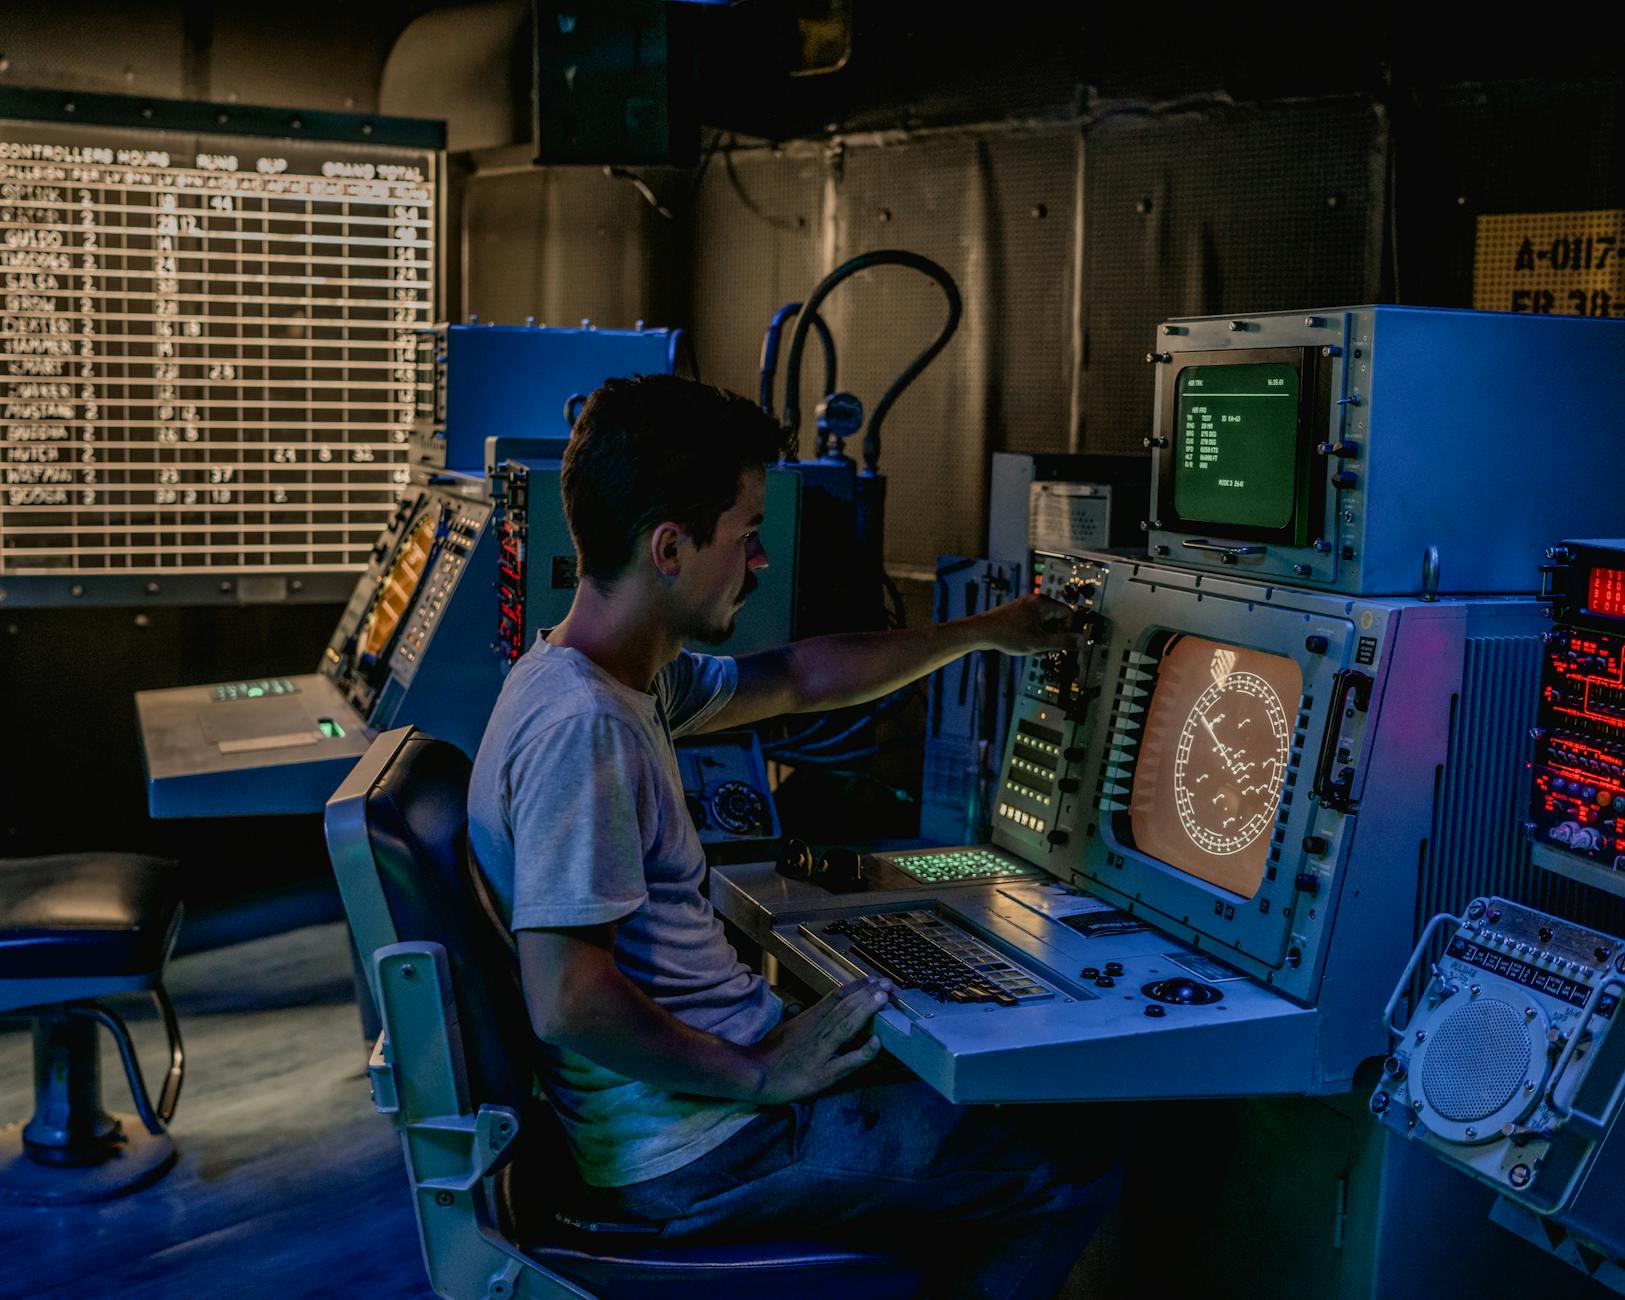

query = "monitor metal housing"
1146;306;1625;596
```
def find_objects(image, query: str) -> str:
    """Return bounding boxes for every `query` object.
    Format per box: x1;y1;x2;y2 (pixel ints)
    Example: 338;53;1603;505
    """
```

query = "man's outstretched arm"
701;591;1080;732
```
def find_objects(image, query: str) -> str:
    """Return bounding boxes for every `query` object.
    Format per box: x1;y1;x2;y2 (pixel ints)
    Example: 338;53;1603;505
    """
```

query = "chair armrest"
372;941;521;1189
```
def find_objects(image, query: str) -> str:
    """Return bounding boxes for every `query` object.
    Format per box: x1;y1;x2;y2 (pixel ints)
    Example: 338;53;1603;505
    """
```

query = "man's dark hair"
561;374;793;587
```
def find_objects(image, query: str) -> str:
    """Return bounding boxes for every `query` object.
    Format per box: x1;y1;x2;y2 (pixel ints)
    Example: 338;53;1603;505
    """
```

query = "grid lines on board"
0;123;436;589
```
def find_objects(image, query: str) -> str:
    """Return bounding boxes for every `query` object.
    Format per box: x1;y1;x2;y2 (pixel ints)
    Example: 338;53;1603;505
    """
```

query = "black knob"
1488;908;1502;923
1064;746;1085;763
1144;1004;1166;1018
1061;582;1083;605
1466;899;1486;920
1080;966;1101;979
1295;872;1321;895
1539;927;1554;943
1596;945;1613;962
775;838;814;882
1058;777;1080;793
1105;961;1124;977
1046;829;1069;846
1302;835;1329;855
1094;975;1116;988
1305;634;1329;654
1331;470;1358;489
814;846;865;892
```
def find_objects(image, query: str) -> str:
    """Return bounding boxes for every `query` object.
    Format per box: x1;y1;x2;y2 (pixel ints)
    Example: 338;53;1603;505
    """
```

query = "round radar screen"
1172;663;1291;856
1128;637;1303;899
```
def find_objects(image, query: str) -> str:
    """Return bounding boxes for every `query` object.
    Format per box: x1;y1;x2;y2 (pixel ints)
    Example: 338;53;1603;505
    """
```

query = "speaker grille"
1420;998;1531;1123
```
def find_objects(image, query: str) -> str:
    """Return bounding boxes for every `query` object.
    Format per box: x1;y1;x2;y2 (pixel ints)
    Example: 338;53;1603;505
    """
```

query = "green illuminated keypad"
213;678;298;702
886;848;1041;885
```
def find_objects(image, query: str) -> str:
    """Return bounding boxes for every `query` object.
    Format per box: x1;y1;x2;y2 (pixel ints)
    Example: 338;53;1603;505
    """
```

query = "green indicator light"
319;719;346;739
247;687;264;697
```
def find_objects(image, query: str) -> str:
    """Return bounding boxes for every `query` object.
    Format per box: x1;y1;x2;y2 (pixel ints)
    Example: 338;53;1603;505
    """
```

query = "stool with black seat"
0;852;185;1204
325;726;921;1300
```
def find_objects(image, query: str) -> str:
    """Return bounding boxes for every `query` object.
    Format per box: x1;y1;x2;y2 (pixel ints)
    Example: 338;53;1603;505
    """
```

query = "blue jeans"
595;1068;1123;1300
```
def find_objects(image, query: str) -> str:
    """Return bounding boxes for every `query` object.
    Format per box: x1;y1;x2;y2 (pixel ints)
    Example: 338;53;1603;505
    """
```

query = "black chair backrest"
363;731;537;1119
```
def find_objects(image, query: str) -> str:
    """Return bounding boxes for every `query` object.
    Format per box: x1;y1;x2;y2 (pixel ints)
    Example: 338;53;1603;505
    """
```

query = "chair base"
0;1116;176;1204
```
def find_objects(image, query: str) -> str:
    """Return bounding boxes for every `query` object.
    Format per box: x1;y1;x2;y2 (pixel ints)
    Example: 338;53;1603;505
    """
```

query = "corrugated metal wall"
461;163;689;334
461;99;1395;570
1079;98;1389;455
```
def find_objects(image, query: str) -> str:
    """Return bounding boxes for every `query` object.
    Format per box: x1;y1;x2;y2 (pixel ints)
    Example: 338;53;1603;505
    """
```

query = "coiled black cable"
758;302;837;424
780;250;962;470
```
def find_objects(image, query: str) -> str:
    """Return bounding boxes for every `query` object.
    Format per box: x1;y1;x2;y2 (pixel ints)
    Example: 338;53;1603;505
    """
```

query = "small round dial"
709;781;769;835
1172;668;1291;856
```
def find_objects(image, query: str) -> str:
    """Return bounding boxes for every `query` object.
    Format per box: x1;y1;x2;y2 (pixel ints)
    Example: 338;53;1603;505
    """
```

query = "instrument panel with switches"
1530;540;1625;898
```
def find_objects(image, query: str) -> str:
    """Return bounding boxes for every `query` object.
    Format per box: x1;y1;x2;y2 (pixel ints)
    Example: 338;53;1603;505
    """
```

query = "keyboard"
818;909;1054;1006
879;847;1041;885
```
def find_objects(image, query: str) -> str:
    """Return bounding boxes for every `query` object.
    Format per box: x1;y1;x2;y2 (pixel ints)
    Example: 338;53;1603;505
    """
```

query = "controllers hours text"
0;138;434;577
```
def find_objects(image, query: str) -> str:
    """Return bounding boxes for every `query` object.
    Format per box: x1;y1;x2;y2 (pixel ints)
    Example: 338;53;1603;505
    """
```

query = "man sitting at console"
469;375;1120;1299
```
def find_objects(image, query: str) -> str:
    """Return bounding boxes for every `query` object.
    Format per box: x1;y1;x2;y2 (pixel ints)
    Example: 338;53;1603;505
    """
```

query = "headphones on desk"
775;838;868;893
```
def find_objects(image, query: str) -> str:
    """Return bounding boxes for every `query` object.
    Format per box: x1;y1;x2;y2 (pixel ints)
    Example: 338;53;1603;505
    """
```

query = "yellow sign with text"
1474;209;1625;319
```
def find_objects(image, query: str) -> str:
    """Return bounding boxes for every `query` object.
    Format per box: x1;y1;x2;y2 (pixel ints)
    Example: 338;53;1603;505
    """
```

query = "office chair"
325;726;920;1299
0;852;185;1203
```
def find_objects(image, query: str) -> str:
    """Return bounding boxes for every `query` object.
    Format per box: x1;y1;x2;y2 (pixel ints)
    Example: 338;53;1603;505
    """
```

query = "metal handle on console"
1547;976;1625;1129
1180;539;1266;560
1313;669;1373;812
1384;912;1461;1038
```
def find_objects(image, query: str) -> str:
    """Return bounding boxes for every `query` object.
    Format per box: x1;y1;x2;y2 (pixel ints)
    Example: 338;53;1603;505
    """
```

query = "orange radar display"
1130;635;1302;899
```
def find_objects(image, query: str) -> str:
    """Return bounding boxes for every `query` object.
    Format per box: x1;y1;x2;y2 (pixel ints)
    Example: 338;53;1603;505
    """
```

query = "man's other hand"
974;592;1086;656
747;977;892;1103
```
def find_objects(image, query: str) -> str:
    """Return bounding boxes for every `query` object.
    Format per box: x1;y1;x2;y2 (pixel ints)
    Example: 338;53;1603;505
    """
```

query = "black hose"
781;250;961;472
758;302;837;422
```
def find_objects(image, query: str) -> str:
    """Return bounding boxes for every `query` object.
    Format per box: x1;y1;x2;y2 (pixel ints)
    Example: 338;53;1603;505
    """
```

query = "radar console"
715;549;1550;1102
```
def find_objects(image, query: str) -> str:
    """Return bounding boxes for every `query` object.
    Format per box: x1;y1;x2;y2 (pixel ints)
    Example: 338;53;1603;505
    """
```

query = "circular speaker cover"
1410;995;1548;1144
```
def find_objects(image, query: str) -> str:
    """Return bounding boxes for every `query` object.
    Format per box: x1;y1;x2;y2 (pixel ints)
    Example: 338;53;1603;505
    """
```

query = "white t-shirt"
468;635;782;1187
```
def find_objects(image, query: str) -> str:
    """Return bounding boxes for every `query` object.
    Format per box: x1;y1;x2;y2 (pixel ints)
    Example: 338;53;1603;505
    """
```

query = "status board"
0;96;440;605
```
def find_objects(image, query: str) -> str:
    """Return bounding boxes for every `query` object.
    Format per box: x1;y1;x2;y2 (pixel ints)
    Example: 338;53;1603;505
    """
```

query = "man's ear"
648;521;686;579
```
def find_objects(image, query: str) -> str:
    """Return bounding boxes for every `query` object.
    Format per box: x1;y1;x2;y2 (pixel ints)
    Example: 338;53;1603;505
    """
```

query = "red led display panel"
1587;567;1625;619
